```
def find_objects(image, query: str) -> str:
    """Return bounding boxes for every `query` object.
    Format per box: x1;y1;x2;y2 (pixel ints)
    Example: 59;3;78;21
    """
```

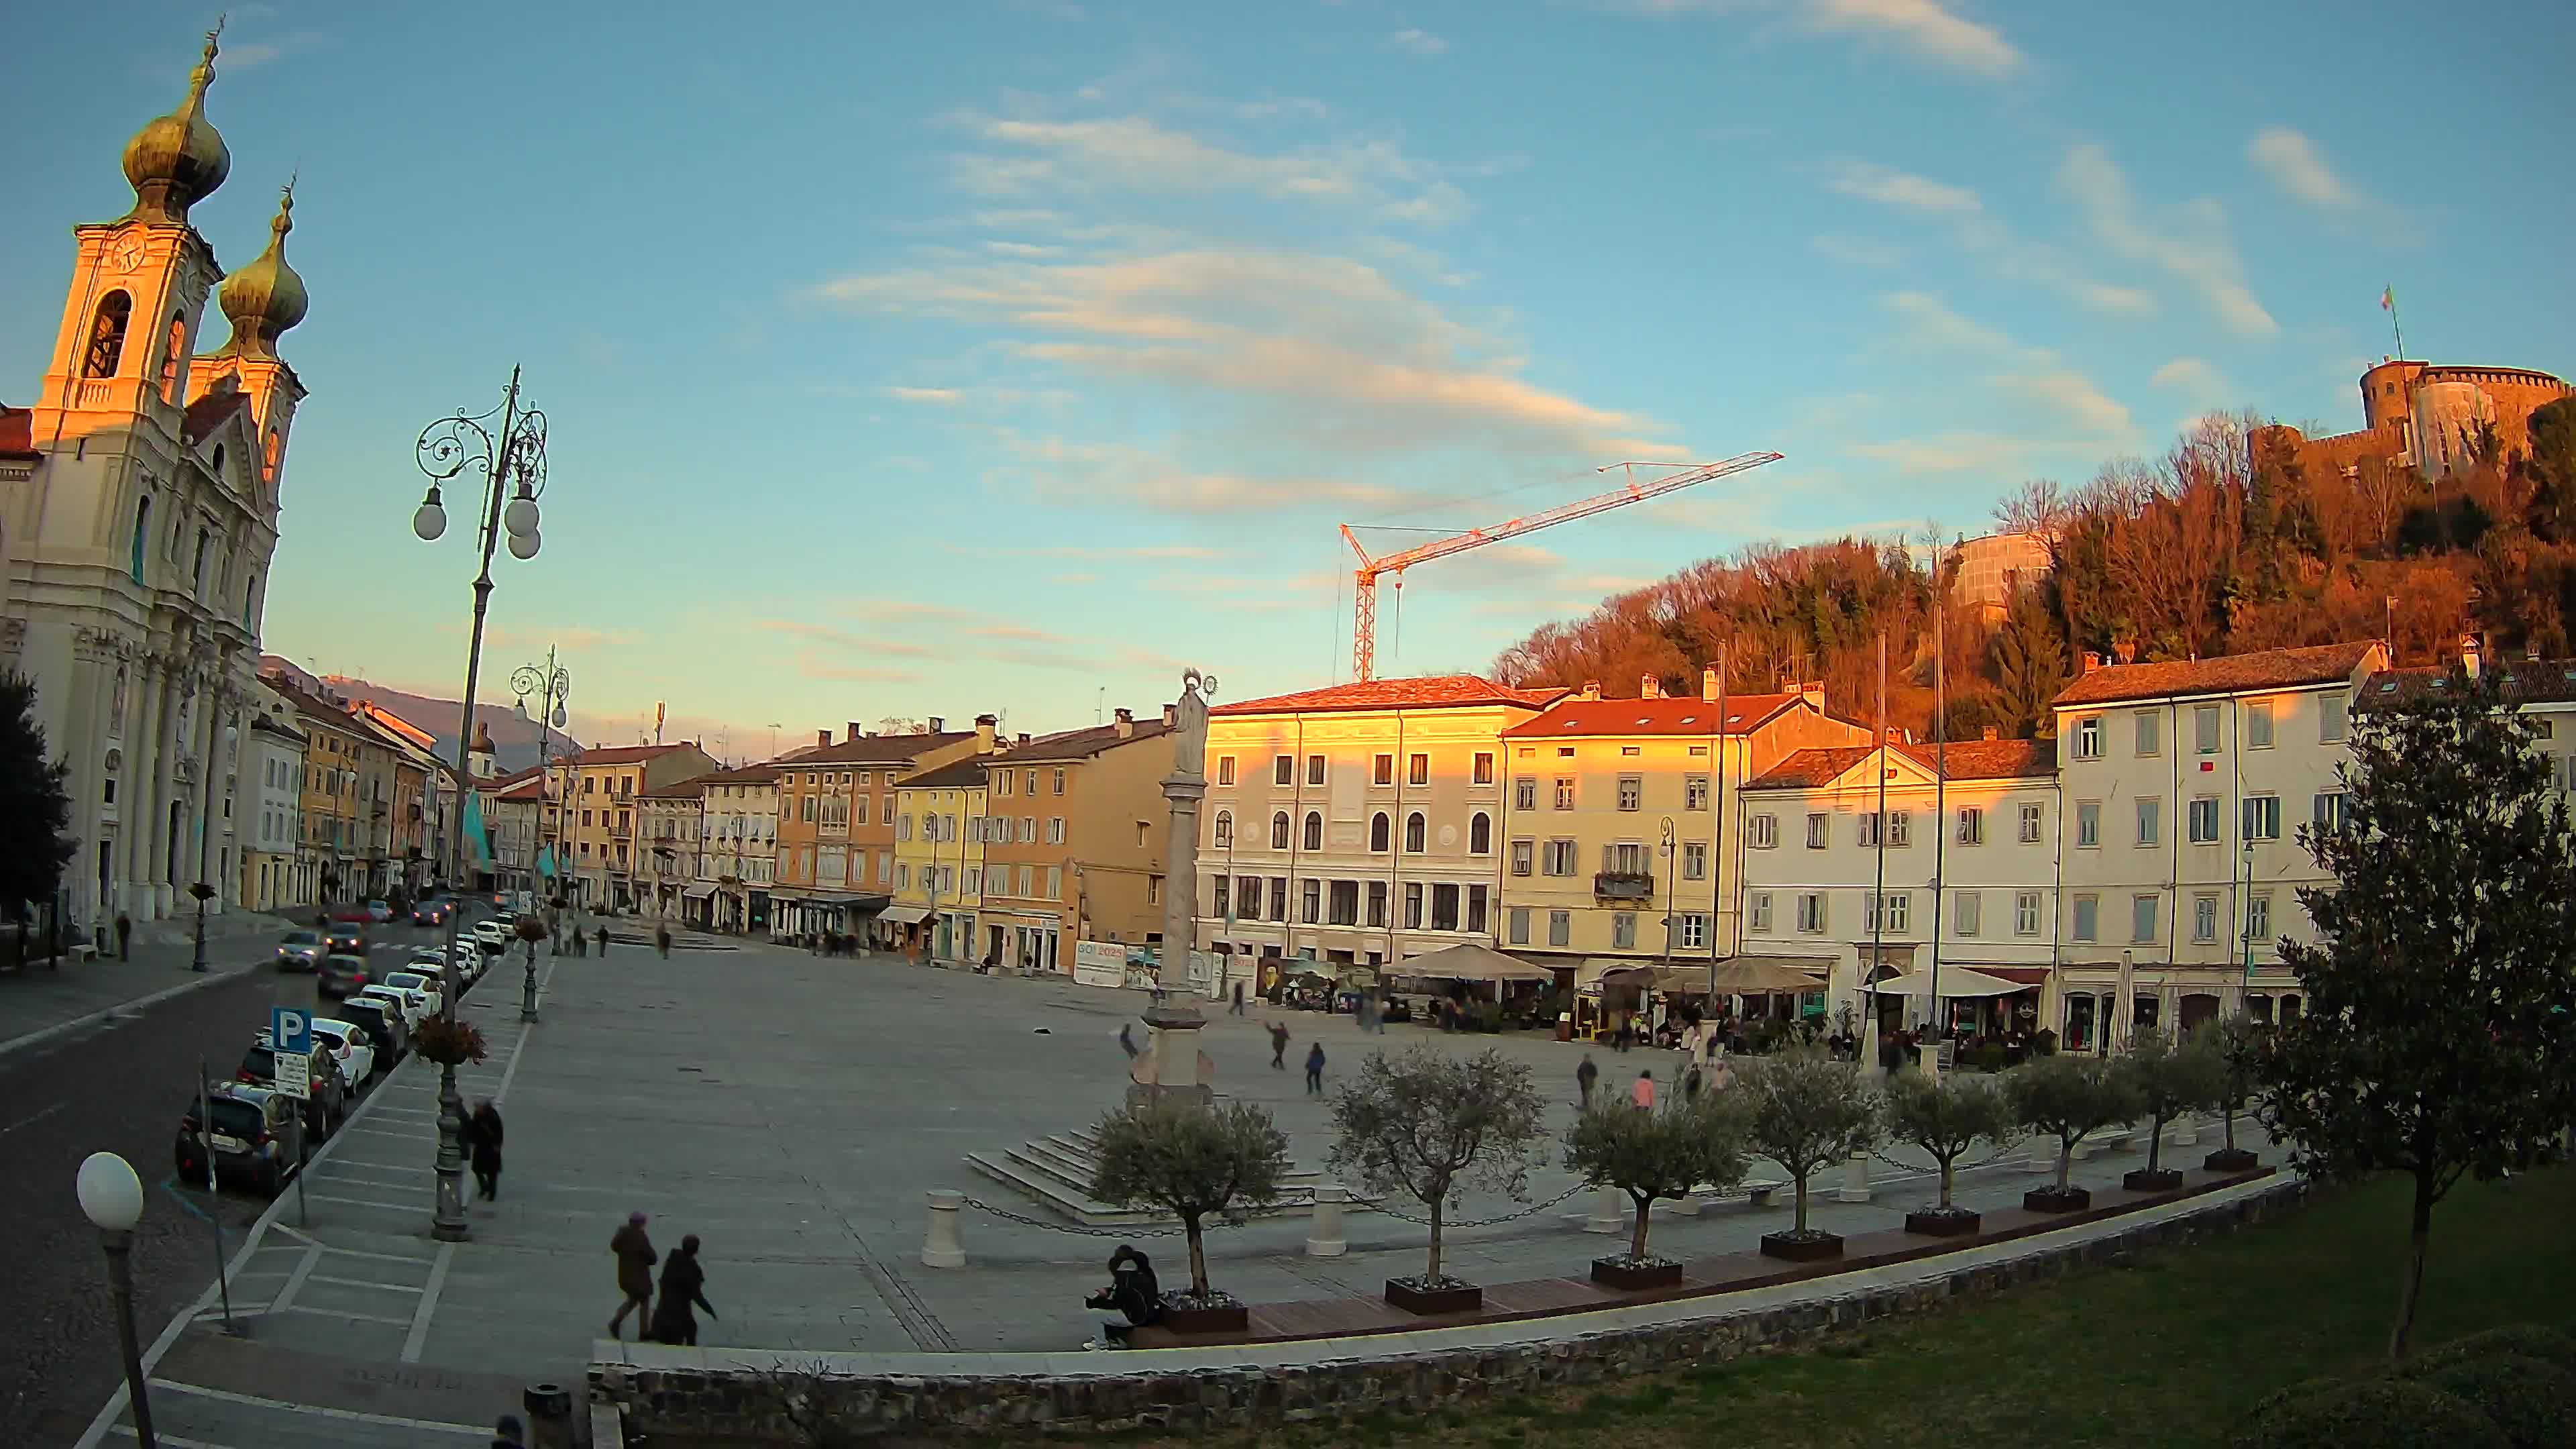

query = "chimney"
2461;634;2481;679
928;716;945;733
2082;651;2102;674
1701;665;1719;703
1982;725;2000;741
1162;702;1178;727
975;713;998;751
1640;674;1662;700
1113;707;1134;739
1580;680;1601;702
1016;732;1030;746
816;729;830;749
847;721;863;743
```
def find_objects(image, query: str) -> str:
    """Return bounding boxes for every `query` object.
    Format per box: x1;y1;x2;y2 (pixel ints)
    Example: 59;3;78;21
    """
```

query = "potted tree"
1739;1049;1881;1261
2114;1026;2224;1191
1328;1045;1548;1314
1089;1099;1289;1334
1564;1094;1749;1289
2205;1014;2265;1173
1884;1068;2017;1236
2008;1053;2141;1212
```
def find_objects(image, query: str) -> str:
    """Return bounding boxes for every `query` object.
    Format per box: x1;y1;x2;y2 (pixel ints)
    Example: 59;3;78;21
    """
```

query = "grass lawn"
1101;1167;2576;1449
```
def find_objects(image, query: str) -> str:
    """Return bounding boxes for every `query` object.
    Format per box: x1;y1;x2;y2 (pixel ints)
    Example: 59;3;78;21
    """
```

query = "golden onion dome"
215;185;307;358
121;30;231;225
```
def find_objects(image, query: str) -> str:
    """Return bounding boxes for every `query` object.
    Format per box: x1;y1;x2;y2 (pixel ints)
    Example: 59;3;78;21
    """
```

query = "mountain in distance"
261;657;576;773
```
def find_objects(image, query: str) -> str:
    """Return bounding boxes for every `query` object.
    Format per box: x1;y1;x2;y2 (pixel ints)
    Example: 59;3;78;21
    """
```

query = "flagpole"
2383;286;2405;360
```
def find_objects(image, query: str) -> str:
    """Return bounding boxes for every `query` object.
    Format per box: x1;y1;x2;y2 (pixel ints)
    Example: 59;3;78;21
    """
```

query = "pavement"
0;910;302;1060
72;936;2282;1447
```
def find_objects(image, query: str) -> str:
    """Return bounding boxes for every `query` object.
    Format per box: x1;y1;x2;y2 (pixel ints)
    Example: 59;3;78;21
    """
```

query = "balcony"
608;824;632;839
1593;871;1655;903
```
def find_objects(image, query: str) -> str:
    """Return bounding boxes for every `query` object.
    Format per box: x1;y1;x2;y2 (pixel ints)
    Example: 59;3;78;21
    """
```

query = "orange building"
973;707;1175;975
770;717;991;942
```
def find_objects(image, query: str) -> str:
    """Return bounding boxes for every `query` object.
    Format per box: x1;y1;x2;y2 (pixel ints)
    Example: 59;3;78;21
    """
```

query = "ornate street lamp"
513;653;570;1022
77;1151;155;1448
411;367;549;1242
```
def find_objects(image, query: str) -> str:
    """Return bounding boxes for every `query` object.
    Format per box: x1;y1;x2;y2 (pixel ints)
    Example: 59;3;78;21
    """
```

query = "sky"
7;1;2572;759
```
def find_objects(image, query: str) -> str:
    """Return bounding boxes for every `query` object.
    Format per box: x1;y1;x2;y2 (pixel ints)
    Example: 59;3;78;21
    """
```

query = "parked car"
175;1085;305;1195
355;983;431;1033
380;969;445;1018
309;1017;378;1087
275;928;325;971
365;900;394;922
335;998;408;1067
471;918;513;955
239;1036;348;1134
325;921;368;955
317;953;373;1000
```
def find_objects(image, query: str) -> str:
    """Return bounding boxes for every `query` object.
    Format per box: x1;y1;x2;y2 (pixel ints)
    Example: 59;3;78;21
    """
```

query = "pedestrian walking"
646;1234;718;1346
1230;981;1245;1016
1682;1063;1704;1101
1304;1042;1326;1095
608;1212;657;1340
466;1098;504;1200
1613;1015;1633;1053
1576;1053;1599;1108
596;925;611;957
1268;1021;1291;1070
655;925;672;959
1631;1069;1655;1110
1119;1022;1138;1059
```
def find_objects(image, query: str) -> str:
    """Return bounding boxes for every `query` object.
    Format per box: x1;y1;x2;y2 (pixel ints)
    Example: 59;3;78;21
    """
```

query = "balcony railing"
1593;871;1655;902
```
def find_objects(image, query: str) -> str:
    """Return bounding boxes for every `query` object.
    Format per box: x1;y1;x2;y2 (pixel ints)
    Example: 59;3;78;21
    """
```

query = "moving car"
411;902;448;927
365;900;394;923
175;1086;306;1195
275;928;325;971
335;998;407;1067
309;1017;377;1086
380;969;445;1018
317;952;372;1000
325;920;368;955
239;1036;349;1134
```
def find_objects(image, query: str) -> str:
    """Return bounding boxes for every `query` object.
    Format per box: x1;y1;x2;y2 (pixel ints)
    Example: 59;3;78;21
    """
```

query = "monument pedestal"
1128;1004;1217;1106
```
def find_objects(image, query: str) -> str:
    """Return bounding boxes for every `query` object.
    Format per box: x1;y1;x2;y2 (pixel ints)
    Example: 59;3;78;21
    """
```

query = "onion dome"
121;29;231;225
215;186;307;359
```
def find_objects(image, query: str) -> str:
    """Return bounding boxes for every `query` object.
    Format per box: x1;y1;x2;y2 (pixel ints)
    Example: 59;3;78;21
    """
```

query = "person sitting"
1083;1244;1164;1348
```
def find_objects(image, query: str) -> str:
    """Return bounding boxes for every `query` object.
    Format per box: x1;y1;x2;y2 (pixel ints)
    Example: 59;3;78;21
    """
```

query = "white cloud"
1878;293;2135;440
1849;432;2042;474
1993;370;2131;437
2150;357;2224;393
1830;162;1980;216
947;110;1468;227
1800;0;2021;76
2060;142;2275;338
885;386;963;404
1811;231;1902;267
1831;162;2153;315
2247;126;2414;244
1389;28;1449;55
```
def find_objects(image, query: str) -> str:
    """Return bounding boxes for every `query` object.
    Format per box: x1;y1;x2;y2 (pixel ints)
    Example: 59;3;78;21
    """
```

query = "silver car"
275;928;325;971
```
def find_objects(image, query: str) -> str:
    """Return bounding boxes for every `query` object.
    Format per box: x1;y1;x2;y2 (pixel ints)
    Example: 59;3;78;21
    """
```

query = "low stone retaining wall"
595;1178;2305;1441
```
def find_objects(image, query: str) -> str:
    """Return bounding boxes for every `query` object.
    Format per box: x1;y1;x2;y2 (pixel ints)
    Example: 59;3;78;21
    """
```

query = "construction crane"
1338;451;1784;681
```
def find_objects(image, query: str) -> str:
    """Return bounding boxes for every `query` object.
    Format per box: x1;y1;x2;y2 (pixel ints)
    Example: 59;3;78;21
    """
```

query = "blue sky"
8;1;2571;757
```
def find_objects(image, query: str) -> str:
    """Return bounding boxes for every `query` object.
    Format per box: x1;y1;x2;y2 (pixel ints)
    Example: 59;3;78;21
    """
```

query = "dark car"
317;952;372;1001
336;997;407;1066
238;1039;347;1134
175;1087;305;1195
325;922;367;955
411;902;449;927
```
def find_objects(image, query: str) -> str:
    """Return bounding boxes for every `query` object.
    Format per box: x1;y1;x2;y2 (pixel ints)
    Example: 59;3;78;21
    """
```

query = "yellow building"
886;756;987;961
546;742;716;912
1495;672;1869;981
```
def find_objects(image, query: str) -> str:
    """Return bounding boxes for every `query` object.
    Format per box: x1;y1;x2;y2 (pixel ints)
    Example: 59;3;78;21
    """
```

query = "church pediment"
181;382;264;503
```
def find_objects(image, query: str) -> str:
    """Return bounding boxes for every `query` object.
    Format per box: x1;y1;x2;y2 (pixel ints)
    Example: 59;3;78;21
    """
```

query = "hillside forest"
1488;398;2576;741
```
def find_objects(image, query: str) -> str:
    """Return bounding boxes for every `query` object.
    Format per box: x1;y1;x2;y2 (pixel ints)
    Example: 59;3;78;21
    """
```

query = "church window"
193;527;210;588
263;429;281;481
159;313;185;401
86;292;133;378
129;496;150;582
244;572;257;627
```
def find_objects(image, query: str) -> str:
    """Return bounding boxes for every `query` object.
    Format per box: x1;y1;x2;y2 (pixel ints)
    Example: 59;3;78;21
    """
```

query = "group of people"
803;931;865;956
608;1212;720;1346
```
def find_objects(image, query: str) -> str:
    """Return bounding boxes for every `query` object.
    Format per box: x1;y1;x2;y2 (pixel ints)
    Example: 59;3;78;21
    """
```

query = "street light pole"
189;715;239;973
411;367;549;1242
77;1152;155;1448
513;651;570;1024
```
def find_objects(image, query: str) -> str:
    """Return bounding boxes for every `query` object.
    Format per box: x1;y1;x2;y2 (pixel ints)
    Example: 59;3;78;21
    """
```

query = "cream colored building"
693;763;779;933
1193;675;1564;979
2047;640;2386;1050
239;682;305;913
548;742;718;912
637;776;708;920
1497;672;1869;979
886;756;986;961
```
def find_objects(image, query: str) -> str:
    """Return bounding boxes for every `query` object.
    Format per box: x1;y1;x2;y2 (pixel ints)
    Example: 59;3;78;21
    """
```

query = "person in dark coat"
1304;1041;1327;1095
596;925;610;956
1083;1244;1163;1348
655;925;672;959
1576;1053;1599;1108
114;912;131;960
1267;1021;1291;1069
646;1234;718;1346
466;1099;504;1200
608;1212;657;1339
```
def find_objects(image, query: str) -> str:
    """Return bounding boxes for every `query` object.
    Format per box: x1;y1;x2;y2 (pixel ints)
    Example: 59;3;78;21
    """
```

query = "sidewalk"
0;909;298;1058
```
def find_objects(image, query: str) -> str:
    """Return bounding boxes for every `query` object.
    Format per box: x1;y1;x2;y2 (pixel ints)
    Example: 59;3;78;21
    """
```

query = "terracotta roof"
180;389;251;446
697;763;782;785
997;720;1171;761
492;775;548;802
570;743;701;766
482;764;547;790
1213;675;1566;716
247;714;306;744
775;731;973;767
639;777;709;800
1747;739;2055;791
902;757;990;791
0;406;36;461
1501;692;1805;739
2362;661;2576;708
2050;642;2381;708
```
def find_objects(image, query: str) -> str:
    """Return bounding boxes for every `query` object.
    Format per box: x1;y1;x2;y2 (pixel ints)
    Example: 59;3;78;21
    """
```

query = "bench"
1662;1177;1787;1216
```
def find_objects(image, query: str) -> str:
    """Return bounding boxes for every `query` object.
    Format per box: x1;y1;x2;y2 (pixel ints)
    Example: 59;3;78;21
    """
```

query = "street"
0;918;461;1446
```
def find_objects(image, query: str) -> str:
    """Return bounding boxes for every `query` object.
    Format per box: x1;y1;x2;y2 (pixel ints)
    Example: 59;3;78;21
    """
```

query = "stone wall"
595;1180;2305;1441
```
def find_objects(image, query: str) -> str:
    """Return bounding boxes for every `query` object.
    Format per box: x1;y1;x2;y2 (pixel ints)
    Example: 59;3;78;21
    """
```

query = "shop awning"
879;905;932;925
681;883;718;900
1586;960;1701;993
1704;955;1833;994
1393;942;1554;982
1868;965;2029;998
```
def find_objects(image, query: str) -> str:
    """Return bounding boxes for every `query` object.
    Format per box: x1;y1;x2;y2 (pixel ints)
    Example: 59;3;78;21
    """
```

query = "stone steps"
966;1128;1348;1228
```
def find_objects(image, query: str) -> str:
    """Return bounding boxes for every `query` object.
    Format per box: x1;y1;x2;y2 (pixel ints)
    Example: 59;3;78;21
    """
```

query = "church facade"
0;29;311;932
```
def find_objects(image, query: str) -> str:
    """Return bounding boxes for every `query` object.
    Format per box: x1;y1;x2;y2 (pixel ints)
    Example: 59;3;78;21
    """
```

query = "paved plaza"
85;935;2276;1445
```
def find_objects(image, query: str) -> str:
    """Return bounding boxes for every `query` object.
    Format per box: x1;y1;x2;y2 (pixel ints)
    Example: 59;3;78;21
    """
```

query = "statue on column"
1171;668;1212;780
1130;667;1220;1107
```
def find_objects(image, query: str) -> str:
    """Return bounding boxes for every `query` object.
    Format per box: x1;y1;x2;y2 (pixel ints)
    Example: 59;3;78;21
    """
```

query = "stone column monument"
1132;668;1218;1106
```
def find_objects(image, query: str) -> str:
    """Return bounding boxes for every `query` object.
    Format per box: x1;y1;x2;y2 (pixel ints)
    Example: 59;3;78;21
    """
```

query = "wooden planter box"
2204;1148;2260;1173
1904;1208;1982;1237
2123;1168;2184;1193
1383;1279;1482;1316
2023;1185;2092;1214
1157;1301;1249;1335
1589;1256;1684;1290
1758;1230;1844;1263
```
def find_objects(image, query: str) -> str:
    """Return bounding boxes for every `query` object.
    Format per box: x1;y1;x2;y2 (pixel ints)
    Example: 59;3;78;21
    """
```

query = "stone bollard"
1916;1043;1942;1079
1667;1190;1703;1218
922;1189;967;1269
1305;1185;1349;1257
2172;1114;2199;1148
1836;1148;1872;1203
523;1383;574;1449
1583;1185;1625;1234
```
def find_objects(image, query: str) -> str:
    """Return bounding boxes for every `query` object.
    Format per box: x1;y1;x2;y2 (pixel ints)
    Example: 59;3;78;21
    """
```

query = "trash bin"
523;1382;574;1449
1556;1011;1573;1042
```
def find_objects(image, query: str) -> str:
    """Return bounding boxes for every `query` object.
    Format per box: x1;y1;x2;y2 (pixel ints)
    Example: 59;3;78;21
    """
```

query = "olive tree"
1090;1099;1290;1304
2208;1013;2267;1163
1737;1049;1881;1238
1882;1068;2015;1213
2007;1053;2141;1193
1328;1045;1548;1287
2115;1026;2224;1177
1564;1095;1749;1263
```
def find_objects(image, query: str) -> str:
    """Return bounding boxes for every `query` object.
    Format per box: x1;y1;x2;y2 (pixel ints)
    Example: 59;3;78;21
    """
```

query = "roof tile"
1748;739;2054;791
2051;641;2382;708
996;720;1171;761
1501;692;1804;739
180;389;251;446
767;731;973;767
0;406;36;460
1214;674;1564;717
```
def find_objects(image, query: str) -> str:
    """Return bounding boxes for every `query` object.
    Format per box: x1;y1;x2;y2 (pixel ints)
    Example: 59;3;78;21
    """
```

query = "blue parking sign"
271;1006;312;1057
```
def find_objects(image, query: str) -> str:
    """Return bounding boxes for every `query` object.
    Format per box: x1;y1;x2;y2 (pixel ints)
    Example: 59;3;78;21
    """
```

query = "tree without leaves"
1089;1099;1290;1302
2114;1026;2225;1175
2006;1054;2141;1192
2257;664;2576;1361
0;672;76;961
1327;1045;1548;1286
1562;1096;1750;1263
1735;1049;1881;1235
1881;1069;2017;1212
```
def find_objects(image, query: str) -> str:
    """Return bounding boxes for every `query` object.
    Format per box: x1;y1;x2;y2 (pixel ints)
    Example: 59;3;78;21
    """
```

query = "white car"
354;983;431;1032
309;1018;379;1086
411;946;476;984
380;970;445;1018
472;919;513;953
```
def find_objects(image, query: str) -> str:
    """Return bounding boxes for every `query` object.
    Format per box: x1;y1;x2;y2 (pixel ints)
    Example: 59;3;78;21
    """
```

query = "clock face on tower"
106;232;145;276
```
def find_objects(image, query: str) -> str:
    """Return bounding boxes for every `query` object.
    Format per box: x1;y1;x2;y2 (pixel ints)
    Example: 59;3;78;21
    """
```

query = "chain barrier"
957;1195;1297;1240
1366;1180;1589;1230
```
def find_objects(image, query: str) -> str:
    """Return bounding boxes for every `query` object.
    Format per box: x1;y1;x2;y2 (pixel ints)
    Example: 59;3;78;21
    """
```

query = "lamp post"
1658;817;1677;971
77;1151;156;1448
411;367;549;1242
189;717;239;973
513;652;570;1021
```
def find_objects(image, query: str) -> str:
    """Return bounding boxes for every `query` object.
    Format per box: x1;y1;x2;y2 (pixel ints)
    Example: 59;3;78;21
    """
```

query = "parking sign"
272;1006;312;1099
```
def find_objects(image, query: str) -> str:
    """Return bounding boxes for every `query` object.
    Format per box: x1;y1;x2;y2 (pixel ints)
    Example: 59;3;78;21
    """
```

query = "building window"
2195;704;2220;754
1955;890;1982;936
2320;691;2349;743
1796;892;1827;934
1216;756;1235;786
1213;810;1232;848
1367;880;1388;927
1858;812;1880;848
1373;753;1394;786
1053;769;1065;794
1301;879;1322;924
1304;811;1324;851
130;496;151;582
2242;795;2282;841
1547;909;1570;947
1238;875;1262;918
2189;796;2220;844
1329;879;1358;926
2076;800;2100;848
2072;894;2098;942
2132;894;2159;943
1274;755;1294;786
1472;751;1495;785
1611;912;1636;950
1887;810;1911;847
85;290;132;377
2135;796;2161;847
1685;775;1709;810
1469;812;1491;854
1271;812;1291;849
2019;801;2043;843
1405;882;1424;928
1681;841;1707;880
1510;839;1534;876
2192;893;2218;944
1617;775;1642;811
2073;716;2102;760
1307;754;1326;786
2312;792;2349;833
1866;891;1909;933
1514;777;1536;810
2135;710;2161;757
1408;753;1430;786
1404;812;1426;853
1370;812;1390;852
1508;906;1530;945
2246;891;2273;941
1806;812;1829;849
1750;892;1773;932
1749;813;1777;849
1554;777;1576;810
1212;875;1232;920
2015;890;2042;936
1542;839;1577;875
1466;884;1488;934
